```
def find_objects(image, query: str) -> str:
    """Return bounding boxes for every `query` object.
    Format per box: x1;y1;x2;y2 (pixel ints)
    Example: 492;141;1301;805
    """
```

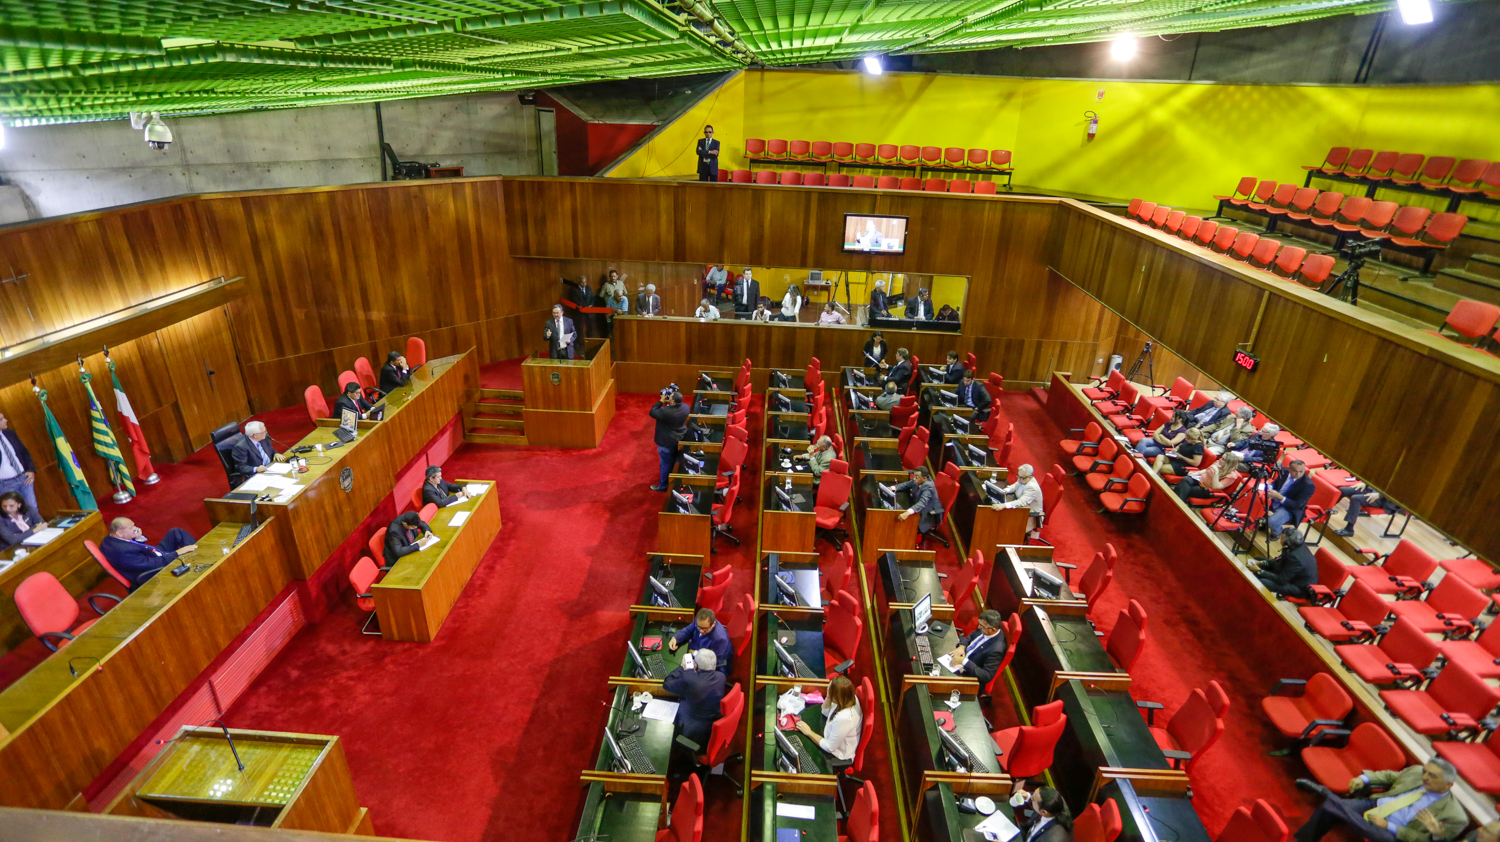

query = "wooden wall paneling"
155;308;251;450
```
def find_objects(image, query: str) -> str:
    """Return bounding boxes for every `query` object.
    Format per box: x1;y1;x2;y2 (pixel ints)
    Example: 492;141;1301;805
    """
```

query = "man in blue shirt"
1294;760;1466;842
668;608;733;675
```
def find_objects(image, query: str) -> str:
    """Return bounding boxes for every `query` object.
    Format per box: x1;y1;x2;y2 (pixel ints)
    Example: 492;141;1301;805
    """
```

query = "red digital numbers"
1232;350;1259;372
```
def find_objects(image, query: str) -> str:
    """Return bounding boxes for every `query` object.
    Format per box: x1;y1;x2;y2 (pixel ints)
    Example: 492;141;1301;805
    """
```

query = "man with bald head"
99;517;198;588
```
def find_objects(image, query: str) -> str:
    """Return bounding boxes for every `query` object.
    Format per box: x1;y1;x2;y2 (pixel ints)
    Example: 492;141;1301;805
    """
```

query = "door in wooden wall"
156;308;250;450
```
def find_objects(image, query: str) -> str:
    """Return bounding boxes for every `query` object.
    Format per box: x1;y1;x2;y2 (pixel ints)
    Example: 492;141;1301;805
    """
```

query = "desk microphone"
602;698;642;734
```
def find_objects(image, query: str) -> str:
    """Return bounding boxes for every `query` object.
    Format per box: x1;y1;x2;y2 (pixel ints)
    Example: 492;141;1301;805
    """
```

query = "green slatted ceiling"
0;0;1454;122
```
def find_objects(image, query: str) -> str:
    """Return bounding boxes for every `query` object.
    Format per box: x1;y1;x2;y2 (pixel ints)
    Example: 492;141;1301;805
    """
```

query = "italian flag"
109;359;157;482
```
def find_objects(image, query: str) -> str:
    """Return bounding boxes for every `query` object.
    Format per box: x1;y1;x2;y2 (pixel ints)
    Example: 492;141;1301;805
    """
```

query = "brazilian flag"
79;371;135;497
37;387;98;510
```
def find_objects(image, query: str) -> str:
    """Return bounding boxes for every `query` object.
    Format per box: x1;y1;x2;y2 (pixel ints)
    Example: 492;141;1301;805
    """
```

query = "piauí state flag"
79;371;135;496
109;359;156;480
37;388;98;510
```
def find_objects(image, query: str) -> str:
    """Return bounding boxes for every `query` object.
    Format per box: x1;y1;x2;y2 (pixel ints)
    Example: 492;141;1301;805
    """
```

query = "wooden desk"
574;780;665;842
522;338;616;448
859;477;918;564
0;519;288;809
915;777;1016;842
206;351;478;579
753;778;839;842
656;475;715;558
106;727;367;834
0;510;105;655
897;684;1005;807
986;546;1087;617
966;492;1030;558
762;475;817;554
633;553;703;618
370;481;501;642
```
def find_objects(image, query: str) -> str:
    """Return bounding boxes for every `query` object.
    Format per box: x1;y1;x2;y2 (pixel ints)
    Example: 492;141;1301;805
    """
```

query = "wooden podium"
522;337;616;448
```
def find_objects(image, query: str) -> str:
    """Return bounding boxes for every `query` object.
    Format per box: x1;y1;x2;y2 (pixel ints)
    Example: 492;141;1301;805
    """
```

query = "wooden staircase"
463;388;528;445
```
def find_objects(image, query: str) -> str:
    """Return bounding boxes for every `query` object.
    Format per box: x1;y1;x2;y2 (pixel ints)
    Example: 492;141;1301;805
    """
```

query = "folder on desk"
21;528;64;547
450;511;471;527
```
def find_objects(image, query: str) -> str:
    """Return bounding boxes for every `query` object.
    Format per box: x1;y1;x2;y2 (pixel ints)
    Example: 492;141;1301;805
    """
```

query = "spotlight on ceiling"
1110;35;1137;61
1397;0;1433;24
862;56;884;75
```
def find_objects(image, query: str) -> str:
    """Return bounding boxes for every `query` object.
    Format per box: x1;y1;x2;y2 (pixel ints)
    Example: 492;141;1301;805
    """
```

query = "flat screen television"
842;213;908;255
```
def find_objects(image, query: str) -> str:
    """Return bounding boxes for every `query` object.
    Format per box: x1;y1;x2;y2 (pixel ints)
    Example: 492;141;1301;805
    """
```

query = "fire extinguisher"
1084;110;1099;141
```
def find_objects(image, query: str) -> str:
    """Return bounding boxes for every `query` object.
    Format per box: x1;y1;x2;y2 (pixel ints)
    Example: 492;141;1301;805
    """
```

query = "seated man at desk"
379;350;413;394
905;288;934;321
750;299;774;322
1293;759;1466;842
940;351;966;384
793;436;836;483
950;609;1008;688
874;381;902;412
693;299;721;321
662;649;727;751
793;674;862;763
421;465;469;507
100;517;198;587
1249;526;1317;600
667;608;733;675
382;511;435;570
0;491;44;546
881;348;913;394
955;369;993;424
1011;783;1075;842
894;466;944;543
869;282;891;320
992;464;1045;534
232;421;286;477
332;381;374;421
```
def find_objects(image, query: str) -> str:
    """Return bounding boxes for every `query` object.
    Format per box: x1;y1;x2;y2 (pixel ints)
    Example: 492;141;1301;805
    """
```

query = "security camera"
130;111;172;150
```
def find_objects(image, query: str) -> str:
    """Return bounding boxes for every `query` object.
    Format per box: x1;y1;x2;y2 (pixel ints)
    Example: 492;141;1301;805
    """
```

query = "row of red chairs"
305;335;428;425
725;169;1002;193
1303;146;1500;200
745;140;1014;172
1126;198;1338;290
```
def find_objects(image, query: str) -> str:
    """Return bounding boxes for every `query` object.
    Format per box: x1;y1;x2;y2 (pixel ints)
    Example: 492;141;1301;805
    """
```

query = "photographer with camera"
649;385;690;492
1230;424;1283;468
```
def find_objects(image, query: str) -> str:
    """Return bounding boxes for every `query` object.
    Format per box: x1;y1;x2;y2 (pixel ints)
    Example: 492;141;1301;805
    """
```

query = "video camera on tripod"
1324;239;1382;305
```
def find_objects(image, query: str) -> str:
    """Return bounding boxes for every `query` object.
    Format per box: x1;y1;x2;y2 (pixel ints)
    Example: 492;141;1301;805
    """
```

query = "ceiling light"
0;124;6;152
862;56;883;75
1110;35;1136;61
1397;0;1433;24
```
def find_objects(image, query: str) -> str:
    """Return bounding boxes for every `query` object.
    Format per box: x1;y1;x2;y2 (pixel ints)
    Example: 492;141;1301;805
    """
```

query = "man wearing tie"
230;421;285;478
881;348;913;394
869;280;891;320
637;284;662;317
100;517;198;588
948;609;1009;689
905;288;934;321
894;466;944;542
941;351;966;384
0;413;39;518
695;125;720;182
544;304;577;360
379;351;412;394
1293;760;1466;842
956;369;993;424
733;268;759;319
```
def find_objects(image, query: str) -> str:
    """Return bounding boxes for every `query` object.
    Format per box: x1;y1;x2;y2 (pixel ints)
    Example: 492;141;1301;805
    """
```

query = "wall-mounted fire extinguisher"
1084;110;1099;141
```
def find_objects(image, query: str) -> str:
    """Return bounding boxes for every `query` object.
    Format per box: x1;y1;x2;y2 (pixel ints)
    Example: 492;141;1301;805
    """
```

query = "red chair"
1149;205;1172;229
405;336;426;368
900;434;928;471
84;539;134;591
852;174;875;189
1381;661;1500;736
368;527;391;570
851;142;873;162
926;468;961;550
1335;616;1440;686
1216;800;1290;842
788;140;811;160
990;150;1013;171
1387;573;1489;637
1299;191;1347;227
1099;473;1150;515
966;148;988;168
875;143;898;163
353;356;377;391
304;384;329;423
1058;551;1113;617
1076;800;1124;842
992;700;1068;778
975;180;998;195
745;138;766;157
656;774;703;842
947;178;971;194
1449;160;1500;198
898;177;922;190
1270;246;1308;279
1323;195;1373;235
1248;237;1281;269
1082;369;1126;404
815;470;854;547
697;568;732;614
1301;722;1406;790
1298;580;1391;643
1260;673;1350;743
1293;253;1337;289
730;169;752;183
1252;183;1298;217
1213;176;1258;214
1228;231;1260;262
755;170;778;185
923;178;947;192
921;146;942;166
828;173;851;187
804;172;827;187
1105;600;1147;671
1438;557;1500;592
898;145;921;165
822;542;855;604
691;683;745;794
779;171;803;186
1303;147;1351;176
349;557;381;634
944;554;981;618
811;141;833;160
1133;201;1157;224
1440;620;1500;680
1178;215;1202;240
1435;735;1500;795
1086;455;1134;498
1337;148;1374;176
1428;300;1500;348
15;572;121;651
1361;150;1402;181
1163;209;1186;235
876;175;898;189
1364;204;1429;241
980;614;1023;701
1194;219;1220;247
847;678;878;780
843;781;879;842
823;590;863;675
711;473;741;550
337;370;359;395
1401;155;1456;188
1371;152;1424;184
734;594;756;660
1139;682;1228;773
419;502;438;522
1346;539;1436;597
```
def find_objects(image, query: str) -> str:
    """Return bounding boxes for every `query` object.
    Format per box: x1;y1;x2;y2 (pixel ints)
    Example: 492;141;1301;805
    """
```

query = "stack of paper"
273;485;303;503
641;699;680;723
241;474;299;493
974;810;1020;841
265;463;295;475
464;483;486;496
418;533;442;550
21;528;65;547
450;511;472;527
775;803;816;821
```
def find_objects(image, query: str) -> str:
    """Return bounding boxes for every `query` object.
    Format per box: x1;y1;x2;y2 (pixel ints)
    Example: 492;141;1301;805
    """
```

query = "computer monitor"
937;724;976;773
938;389;958;406
808;270;823;283
648;575;677;608
603;727;633;773
850;369;867;386
699;371;716;389
775;392;792;412
626;640;653;679
1032;568;1066;600
951;415;970;433
968;443;989;463
773;725;802;774
877;482;897;506
983;480;1007;505
774;573;802;606
773;638;799;678
680;451;704;475
880;552;910;603
849;388;869;410
913;592;932;635
671;487;695;513
773;484;798;513
772;370;791;389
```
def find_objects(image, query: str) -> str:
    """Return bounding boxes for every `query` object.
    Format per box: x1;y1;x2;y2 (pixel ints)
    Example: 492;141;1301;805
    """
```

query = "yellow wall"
610;69;1500;212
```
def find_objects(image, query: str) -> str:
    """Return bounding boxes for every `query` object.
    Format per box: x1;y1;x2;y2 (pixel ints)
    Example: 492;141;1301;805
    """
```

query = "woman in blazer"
0;491;42;546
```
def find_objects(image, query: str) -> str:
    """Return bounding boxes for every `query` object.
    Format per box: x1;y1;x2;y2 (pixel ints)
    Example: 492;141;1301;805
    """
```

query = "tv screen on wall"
842;214;908;255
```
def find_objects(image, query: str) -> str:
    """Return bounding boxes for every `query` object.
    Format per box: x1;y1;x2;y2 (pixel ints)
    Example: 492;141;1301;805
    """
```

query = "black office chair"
212;422;247;489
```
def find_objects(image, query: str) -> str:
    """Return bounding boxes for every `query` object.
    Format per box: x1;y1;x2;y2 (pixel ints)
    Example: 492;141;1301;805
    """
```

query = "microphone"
208;718;246;771
68;656;102;677
602;697;642;733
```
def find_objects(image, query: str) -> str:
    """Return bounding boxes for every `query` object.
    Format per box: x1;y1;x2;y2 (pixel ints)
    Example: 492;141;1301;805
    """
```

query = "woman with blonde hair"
1175;450;1241;503
1155;426;1205;476
794;674;862;762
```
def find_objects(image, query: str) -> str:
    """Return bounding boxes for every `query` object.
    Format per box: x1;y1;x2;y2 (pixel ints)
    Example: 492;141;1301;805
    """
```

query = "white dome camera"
130;111;173;150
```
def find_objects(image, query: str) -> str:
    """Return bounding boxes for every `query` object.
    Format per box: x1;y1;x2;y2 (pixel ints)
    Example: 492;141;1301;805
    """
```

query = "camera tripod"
1124;341;1156;387
1323;257;1367;305
1207;466;1276;564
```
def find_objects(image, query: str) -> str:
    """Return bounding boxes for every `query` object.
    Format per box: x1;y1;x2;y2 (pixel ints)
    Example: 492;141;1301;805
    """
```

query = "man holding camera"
649;387;690;492
1231;424;1283;466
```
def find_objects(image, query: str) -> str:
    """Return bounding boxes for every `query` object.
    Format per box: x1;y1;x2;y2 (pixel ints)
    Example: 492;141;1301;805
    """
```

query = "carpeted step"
467;417;524;431
1436;267;1500;306
473;404;523;416
463;431;529;445
480;388;524;401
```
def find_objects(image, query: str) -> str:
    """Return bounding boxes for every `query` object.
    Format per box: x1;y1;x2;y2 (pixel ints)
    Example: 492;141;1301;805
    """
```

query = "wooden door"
156;308;250;450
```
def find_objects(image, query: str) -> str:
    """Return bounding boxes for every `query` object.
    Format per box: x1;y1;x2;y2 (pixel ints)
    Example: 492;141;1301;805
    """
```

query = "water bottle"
784;475;792;493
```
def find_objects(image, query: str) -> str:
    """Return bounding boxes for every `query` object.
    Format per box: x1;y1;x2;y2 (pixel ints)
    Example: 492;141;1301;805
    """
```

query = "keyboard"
784;732;820;774
784;651;819;679
946;732;988;773
618;734;656;774
643;651;667;679
914;635;934;672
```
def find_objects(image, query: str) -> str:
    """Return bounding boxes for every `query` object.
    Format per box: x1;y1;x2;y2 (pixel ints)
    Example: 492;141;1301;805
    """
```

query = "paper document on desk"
22;528;64;547
935;653;960;676
418;533;442;550
776;803;817;821
242;474;298;492
265;463;295;475
450;511;471;527
642;699;679;723
274;485;303;503
465;484;487;497
974;810;1021;841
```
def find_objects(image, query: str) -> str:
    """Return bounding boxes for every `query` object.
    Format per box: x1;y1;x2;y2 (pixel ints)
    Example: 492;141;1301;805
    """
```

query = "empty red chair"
349;557;381;634
1298;580;1391;643
990;150;1013;170
1177;215;1202;240
1381;661;1500;736
1082;368;1125;404
975;181;998;195
1216;800;1290;842
1301;721;1405;789
1060;420;1103;457
15;572;121;651
1439;557;1500;592
876;175;898;189
1100;472;1150;515
1324;195;1373;233
787;140;811;160
1270;246;1308;278
804;172;827;187
1133;201;1157;223
901;434;929;471
950;179;973;194
697;568;733;614
828;173;851;187
1294;191;1345;225
966;148;987;168
1248;237;1281;269
852;174;875;188
1210;225;1239;253
1194;219;1220;247
1347;539;1436;597
823;590;863;675
845;781;879;842
730;169;752;183
853;142;876;162
1400;155;1456;188
1074;436;1119;474
1335;617;1440;685
1076;801;1124;842
1435;736;1500;795
1387;573;1489;637
779;171;803;186
766;139;788;158
899;177;921;190
875;143;898;163
1149;205;1171;228
1279;187;1319;222
1361;150;1401;181
656;774;703;842
755;170;778;185
733;594;756;659
1127;198;1141;217
822;542;854;604
1390;212;1468;254
1449;160;1500;197
1251;183;1298;215
1163;209;1186;234
745;139;766;157
1140;682;1228;773
1060;550;1113;616
1105;600;1147;671
920;146;941;165
810;141;833;160
1086;454;1134;495
1261;673;1351;741
1428;299;1499;347
899;145;921;164
943;147;965;167
1349;200;1399;241
815;470;854;547
1214;176;1258;213
923;178;947;192
1365;204;1429;240
710;473;740;549
1370;152;1423;183
1229;231;1261;262
992;700;1068;777
304;384;329;423
1303;147;1351;176
1294;253;1336;289
1339;148;1375;176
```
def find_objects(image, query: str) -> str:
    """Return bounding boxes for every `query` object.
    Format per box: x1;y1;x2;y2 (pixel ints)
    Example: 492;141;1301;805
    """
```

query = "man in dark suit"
382;511;433;571
421;465;467;508
100;517;197;587
695;125;720;183
379;350;412;394
941;351;966;384
1266;459;1315;536
894;466;944;541
637;284;662;317
1014;785;1074;842
948;609;1009;689
231;420;284;478
881;348;913;394
0;412;39;517
1252;526;1318;599
956;369;993;424
544;304;578;360
662;648;727;750
905;288;934;321
869;280;891;319
649;390;690;492
332;381;374;421
731;268;759;319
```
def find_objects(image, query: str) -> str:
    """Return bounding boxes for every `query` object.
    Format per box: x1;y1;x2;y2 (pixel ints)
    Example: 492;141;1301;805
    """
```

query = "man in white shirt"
994;463;1045;534
733;268;759;319
694;299;721;321
705;265;728;302
0;413;39;517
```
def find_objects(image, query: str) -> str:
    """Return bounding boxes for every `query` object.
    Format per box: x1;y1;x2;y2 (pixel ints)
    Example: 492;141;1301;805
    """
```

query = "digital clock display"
1233;350;1260;372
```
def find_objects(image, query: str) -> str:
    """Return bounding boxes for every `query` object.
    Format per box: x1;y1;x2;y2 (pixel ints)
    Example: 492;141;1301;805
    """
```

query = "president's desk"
0;519;287;809
0;510;105;655
522;337;616;448
370;480;501;642
206;350;479;580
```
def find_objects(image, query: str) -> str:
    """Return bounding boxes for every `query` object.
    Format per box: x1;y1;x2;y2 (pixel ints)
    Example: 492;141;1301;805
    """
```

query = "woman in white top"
781;285;803;323
795;675;862;762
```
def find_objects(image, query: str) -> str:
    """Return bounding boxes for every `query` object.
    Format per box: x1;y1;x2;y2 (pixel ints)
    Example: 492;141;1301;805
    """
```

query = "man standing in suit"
949;609;1009;688
231;421;285;478
732;268;759;319
422;465;468;508
956;369;993;424
695;125;720;183
1294;760;1467;842
544;304;577;360
0;412;39;517
894;466;944;542
941;351;966;384
649;390;690;492
100;517;197;587
637;284;662;317
905;288;934;321
662;649;727;751
1266;459;1314;536
379;351;412;394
